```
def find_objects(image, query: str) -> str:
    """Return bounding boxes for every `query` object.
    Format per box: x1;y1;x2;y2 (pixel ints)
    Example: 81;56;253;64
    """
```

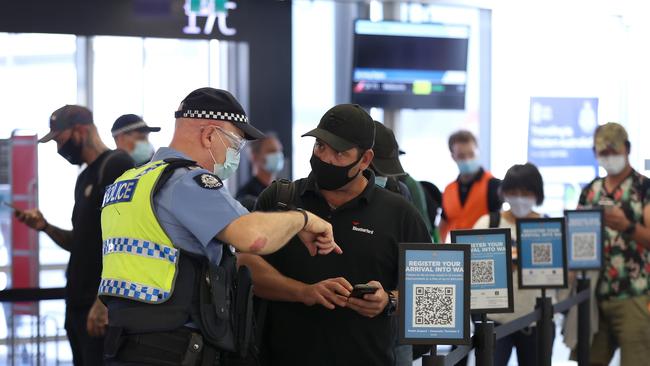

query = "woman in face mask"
472;162;549;366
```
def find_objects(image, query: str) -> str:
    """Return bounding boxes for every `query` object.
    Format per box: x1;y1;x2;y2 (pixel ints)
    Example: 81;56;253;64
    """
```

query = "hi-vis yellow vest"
99;160;178;304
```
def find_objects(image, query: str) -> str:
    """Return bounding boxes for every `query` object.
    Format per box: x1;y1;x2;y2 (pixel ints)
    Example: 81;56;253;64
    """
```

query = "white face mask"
505;196;536;218
597;155;627;176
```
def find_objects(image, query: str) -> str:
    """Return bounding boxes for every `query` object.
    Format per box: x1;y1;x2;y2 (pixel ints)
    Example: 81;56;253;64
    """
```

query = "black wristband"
41;221;50;232
295;208;308;230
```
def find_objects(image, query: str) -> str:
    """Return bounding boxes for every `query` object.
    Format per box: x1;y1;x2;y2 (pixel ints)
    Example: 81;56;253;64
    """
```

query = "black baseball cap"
175;87;264;140
302;104;375;152
111;114;161;137
39;105;93;143
371;121;405;176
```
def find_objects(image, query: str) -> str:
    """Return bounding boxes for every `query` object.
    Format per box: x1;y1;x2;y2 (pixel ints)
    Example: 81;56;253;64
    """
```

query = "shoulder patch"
194;173;223;190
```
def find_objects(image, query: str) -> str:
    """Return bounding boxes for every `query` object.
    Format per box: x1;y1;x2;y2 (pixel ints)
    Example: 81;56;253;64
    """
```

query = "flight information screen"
351;20;469;110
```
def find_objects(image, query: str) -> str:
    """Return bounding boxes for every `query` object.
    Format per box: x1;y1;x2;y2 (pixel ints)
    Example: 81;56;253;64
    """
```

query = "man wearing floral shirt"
578;122;650;366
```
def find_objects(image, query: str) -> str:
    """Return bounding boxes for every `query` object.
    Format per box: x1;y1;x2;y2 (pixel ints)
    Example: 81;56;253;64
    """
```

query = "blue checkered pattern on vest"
99;278;170;303
102;237;178;264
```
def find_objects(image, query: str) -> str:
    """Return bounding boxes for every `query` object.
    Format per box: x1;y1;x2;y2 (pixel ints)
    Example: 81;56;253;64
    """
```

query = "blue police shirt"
151;147;248;265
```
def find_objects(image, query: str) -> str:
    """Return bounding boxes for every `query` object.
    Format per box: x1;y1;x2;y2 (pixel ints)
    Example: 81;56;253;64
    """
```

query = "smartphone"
1;201;19;211
350;284;378;299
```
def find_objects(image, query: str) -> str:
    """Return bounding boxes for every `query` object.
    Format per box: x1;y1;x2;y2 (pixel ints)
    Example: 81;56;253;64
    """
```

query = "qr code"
572;233;597;261
532;243;553;265
471;259;495;285
413;285;455;328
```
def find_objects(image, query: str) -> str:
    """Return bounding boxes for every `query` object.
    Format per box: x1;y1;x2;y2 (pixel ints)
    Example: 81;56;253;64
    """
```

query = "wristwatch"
383;291;397;317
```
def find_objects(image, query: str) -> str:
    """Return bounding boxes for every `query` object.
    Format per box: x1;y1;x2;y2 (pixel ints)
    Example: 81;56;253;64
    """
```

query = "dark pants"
493;323;555;366
65;305;105;366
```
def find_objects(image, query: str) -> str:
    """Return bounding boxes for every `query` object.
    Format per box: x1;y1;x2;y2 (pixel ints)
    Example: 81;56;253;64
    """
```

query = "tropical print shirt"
579;169;650;300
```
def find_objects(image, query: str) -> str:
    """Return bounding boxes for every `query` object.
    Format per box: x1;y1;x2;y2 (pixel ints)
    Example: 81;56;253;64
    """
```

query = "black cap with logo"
175;87;264;141
302;104;375;152
371;121;405;176
39;105;93;143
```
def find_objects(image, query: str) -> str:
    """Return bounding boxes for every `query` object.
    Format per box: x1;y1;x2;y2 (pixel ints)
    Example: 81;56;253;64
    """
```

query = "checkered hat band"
174;110;249;123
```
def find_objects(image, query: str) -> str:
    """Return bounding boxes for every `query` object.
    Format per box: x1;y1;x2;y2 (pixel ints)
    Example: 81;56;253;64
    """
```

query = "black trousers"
65;304;105;366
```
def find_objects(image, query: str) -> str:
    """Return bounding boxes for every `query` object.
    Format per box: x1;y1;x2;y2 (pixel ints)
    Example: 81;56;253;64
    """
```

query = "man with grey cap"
111;114;161;166
14;105;134;365
98;87;341;365
238;104;430;365
578;122;650;366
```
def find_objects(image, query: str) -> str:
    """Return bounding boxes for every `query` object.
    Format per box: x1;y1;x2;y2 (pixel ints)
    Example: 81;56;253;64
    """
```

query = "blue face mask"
208;130;241;180
130;140;154;166
375;176;388;188
264;151;284;173
457;158;481;175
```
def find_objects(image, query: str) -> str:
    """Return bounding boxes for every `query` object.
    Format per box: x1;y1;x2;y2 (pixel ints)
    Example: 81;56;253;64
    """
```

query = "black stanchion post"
536;289;553;366
422;345;446;366
475;313;495;366
577;274;591;366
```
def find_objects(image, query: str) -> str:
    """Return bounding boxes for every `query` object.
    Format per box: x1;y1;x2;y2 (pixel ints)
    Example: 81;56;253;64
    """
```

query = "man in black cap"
98;87;341;365
111;114;161;167
238;104;431;365
14;105;135;365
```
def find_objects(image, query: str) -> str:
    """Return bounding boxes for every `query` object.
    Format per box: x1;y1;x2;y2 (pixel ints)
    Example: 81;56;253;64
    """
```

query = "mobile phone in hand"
350;284;378;299
1;201;20;212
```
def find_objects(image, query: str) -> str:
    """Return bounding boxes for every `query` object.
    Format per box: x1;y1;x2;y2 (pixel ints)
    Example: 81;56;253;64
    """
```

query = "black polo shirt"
256;170;431;366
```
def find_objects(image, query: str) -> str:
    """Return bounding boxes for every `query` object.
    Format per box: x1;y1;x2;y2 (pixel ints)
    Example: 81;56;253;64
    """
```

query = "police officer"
99;88;342;365
111;114;161;166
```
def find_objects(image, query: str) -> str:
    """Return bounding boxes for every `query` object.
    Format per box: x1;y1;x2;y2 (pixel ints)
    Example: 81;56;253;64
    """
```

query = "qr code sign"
572;233;597;261
471;259;495;285
413;285;455;328
532;243;553;265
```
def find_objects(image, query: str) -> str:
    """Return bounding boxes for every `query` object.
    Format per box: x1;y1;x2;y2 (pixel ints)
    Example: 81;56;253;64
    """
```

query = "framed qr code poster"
517;218;568;289
564;209;604;270
451;229;514;314
398;243;470;345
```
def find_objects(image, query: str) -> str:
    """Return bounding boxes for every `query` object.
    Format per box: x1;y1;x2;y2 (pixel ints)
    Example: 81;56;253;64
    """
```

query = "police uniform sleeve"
169;170;248;246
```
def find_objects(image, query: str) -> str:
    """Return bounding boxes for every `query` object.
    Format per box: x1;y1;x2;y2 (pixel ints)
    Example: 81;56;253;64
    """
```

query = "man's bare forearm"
237;253;306;302
43;224;73;251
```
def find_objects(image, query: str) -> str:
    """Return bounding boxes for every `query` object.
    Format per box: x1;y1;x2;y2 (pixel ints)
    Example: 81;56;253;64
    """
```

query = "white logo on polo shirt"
352;221;374;235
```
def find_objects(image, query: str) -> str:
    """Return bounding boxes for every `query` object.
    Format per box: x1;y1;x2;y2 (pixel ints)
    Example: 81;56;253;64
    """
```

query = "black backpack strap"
488;211;501;228
274;178;295;211
152;158;199;197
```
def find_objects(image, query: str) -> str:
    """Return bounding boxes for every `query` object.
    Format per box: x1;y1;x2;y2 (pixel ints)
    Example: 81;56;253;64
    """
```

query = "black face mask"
58;136;84;165
310;153;362;191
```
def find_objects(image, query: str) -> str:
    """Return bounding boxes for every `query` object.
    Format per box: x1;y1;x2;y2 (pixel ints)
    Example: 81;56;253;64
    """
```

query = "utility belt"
103;249;255;364
104;326;220;366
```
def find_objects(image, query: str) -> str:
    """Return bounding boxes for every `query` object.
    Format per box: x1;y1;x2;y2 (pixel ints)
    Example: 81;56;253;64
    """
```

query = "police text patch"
102;179;138;207
194;173;223;190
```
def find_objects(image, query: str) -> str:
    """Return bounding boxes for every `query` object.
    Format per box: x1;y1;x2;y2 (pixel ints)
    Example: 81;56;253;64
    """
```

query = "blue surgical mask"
375;176;388;188
457;158;481;175
130;140;154;166
208;130;241;180
264;151;284;173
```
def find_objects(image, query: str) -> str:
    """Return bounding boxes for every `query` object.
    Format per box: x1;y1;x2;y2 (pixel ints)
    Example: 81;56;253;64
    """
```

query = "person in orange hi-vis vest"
439;130;502;242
